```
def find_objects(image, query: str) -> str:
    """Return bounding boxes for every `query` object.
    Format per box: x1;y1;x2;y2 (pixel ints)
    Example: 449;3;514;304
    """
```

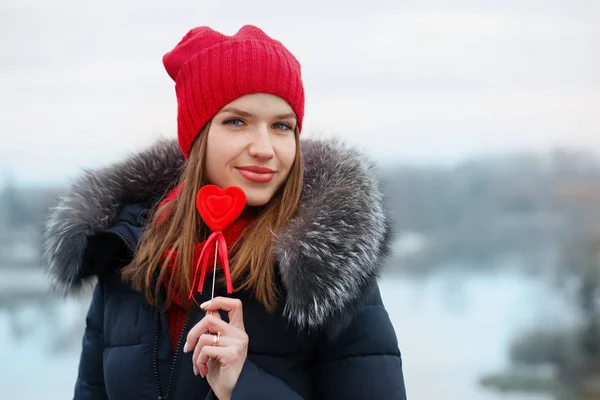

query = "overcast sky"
1;0;598;185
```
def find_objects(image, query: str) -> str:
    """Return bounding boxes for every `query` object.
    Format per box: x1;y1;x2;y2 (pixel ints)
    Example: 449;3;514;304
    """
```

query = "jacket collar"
43;138;393;332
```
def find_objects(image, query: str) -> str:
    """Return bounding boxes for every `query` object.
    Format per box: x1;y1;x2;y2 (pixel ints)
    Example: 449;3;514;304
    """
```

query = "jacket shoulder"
321;283;399;351
81;202;150;282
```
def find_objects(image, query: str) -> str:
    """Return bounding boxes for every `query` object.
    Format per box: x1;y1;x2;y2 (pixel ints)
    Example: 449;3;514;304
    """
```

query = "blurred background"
1;0;599;398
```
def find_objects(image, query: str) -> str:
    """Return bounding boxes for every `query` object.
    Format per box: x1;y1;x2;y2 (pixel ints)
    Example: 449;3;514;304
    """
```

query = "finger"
192;333;232;365
205;308;222;322
200;297;245;330
197;345;237;373
185;316;218;353
191;333;213;375
191;333;235;375
185;314;240;353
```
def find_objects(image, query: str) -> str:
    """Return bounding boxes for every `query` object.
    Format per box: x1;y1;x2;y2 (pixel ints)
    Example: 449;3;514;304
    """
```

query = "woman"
43;25;407;399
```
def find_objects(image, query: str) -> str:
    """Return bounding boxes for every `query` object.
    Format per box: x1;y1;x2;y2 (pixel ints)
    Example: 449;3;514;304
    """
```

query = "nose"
248;125;275;160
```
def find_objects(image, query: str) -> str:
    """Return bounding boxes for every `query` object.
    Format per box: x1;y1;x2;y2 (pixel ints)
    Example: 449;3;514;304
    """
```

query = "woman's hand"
183;297;249;400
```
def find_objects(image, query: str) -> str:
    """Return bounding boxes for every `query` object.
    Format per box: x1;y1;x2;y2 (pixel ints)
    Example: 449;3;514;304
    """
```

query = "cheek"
204;152;217;184
205;133;227;185
278;137;297;174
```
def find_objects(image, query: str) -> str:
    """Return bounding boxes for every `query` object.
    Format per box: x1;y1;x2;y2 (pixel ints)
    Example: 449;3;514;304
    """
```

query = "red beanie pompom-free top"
162;25;305;158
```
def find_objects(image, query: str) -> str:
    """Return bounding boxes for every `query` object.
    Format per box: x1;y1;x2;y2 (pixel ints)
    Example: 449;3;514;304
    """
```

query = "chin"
243;189;276;207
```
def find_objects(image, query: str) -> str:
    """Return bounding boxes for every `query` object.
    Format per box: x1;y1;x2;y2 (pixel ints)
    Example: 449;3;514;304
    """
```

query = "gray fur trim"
43;137;392;330
274;139;393;331
43;139;183;292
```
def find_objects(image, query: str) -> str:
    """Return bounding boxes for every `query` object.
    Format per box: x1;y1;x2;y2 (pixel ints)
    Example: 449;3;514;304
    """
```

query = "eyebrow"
219;107;297;120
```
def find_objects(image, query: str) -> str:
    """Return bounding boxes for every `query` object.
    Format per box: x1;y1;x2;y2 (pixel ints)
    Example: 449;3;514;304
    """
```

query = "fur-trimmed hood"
43;138;393;331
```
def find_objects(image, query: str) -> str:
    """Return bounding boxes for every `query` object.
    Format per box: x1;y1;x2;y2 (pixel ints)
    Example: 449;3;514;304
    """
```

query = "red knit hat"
163;25;305;158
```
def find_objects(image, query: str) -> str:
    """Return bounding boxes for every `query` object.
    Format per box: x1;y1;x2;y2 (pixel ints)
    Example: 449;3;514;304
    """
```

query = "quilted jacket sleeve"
74;280;108;400
205;359;304;400
312;284;408;400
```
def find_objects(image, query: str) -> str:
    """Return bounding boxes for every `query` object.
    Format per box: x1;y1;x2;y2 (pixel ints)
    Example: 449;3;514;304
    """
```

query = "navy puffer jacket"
43;138;408;399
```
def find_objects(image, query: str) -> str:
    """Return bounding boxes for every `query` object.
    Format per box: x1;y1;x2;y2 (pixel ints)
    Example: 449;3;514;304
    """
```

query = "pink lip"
236;166;275;183
238;166;275;173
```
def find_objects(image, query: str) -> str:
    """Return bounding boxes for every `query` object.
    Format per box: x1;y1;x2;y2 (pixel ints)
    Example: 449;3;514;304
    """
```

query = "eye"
223;118;245;127
273;122;293;131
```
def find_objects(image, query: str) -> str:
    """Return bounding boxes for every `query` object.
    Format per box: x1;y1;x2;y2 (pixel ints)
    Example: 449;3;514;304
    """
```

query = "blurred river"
0;268;571;399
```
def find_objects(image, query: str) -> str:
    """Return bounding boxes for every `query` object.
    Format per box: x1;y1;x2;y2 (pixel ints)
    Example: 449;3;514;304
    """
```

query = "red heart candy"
196;185;246;232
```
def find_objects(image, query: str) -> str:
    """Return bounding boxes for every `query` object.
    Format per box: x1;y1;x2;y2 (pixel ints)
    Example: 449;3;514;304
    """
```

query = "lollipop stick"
211;240;218;299
207;240;218;316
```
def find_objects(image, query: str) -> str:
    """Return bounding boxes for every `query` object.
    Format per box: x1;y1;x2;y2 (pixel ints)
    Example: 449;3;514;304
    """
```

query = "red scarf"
156;185;255;352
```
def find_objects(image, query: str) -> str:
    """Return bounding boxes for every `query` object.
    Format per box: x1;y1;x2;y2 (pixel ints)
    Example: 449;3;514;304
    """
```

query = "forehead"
219;93;294;116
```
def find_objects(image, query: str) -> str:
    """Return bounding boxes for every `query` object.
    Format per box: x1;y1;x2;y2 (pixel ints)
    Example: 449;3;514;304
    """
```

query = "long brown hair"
121;122;303;312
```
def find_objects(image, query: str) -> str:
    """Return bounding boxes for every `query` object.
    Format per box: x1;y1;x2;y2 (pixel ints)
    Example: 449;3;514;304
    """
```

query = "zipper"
78;229;136;280
106;228;136;255
153;298;198;400
103;219;201;398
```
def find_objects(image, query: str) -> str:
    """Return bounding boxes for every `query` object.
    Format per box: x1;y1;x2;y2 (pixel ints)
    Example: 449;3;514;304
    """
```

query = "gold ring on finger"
213;331;222;347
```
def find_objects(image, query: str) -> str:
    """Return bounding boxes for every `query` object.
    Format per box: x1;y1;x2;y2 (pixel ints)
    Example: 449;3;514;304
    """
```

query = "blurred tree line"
381;148;600;277
379;148;600;399
4;146;600;274
0;176;60;266
379;149;600;400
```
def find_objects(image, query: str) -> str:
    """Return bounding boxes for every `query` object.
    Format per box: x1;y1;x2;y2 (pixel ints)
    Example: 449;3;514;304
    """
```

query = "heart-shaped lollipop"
196;185;246;232
190;185;246;298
